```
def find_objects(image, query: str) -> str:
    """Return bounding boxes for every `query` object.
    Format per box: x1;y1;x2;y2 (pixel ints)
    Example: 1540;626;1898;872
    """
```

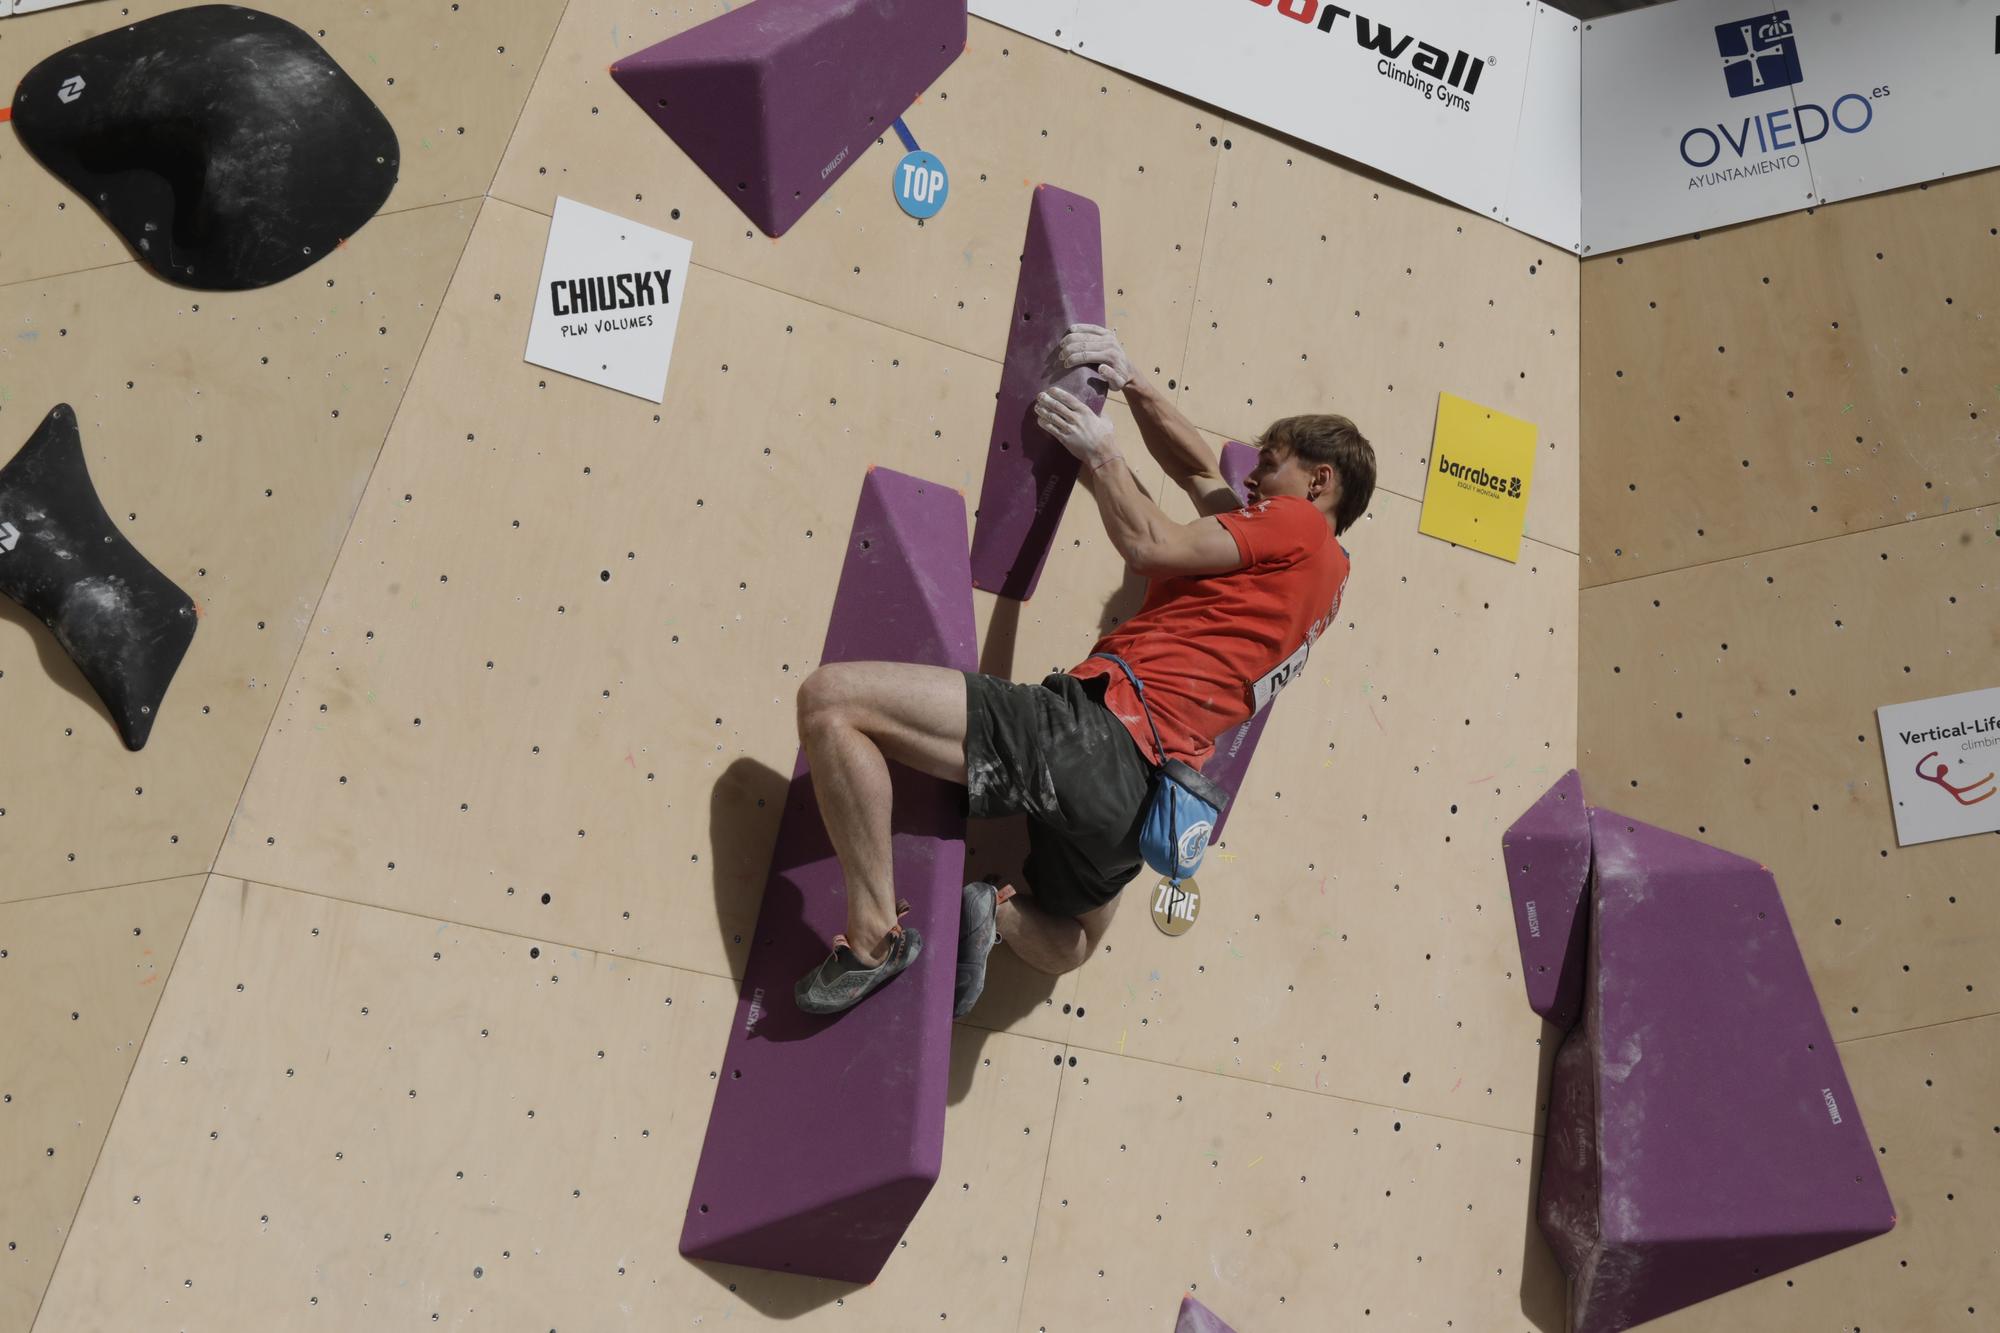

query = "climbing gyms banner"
1877;687;2000;848
974;0;1581;251
3;1;104;16
972;0;2000;255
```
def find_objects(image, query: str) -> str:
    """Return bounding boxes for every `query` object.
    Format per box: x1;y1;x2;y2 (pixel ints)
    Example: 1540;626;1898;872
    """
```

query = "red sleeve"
1214;496;1322;567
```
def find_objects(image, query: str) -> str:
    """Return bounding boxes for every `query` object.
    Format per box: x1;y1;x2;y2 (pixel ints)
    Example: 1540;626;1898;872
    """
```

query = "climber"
795;323;1374;1016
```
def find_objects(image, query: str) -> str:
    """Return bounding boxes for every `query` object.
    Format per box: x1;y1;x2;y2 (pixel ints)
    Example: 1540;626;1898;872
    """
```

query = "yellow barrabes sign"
1418;392;1536;562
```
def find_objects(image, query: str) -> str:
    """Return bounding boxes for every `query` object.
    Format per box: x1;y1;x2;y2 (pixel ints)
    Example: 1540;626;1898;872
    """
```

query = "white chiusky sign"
524;196;693;403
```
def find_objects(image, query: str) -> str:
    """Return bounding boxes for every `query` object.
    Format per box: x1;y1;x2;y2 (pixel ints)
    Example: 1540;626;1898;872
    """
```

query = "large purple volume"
968;184;1106;600
679;467;977;1282
1517;776;1897;1332
1201;441;1270;837
610;0;966;237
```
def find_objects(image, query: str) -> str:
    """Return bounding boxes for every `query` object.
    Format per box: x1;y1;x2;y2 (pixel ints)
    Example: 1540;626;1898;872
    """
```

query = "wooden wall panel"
30;878;1066;1330
1016;1046;1568;1332
1581;169;2000;586
0;877;203;1333
0;202;476;904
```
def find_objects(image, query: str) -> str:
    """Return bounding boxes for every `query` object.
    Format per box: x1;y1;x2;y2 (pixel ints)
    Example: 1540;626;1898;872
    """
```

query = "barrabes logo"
1682;9;1882;193
1436;451;1522;500
1716;12;1802;99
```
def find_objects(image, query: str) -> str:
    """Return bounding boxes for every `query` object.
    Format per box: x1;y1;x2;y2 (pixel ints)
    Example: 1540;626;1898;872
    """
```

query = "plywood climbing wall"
1;3;1589;1330
1579;171;2000;1329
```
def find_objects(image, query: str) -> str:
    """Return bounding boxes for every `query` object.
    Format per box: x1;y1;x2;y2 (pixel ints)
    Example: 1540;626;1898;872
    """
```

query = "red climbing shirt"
1069;495;1351;770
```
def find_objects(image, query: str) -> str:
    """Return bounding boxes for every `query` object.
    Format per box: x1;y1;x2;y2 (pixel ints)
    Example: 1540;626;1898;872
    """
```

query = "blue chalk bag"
1089;653;1231;887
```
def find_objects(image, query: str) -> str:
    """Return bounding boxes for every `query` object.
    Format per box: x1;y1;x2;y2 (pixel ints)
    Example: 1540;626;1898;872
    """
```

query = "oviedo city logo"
1717;10;1803;97
1434;450;1522;500
1241;1;1488;113
1905;712;2000;808
1682;10;1886;192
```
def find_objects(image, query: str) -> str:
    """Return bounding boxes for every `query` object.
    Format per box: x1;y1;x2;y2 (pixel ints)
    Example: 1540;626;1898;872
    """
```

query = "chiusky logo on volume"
548;268;673;338
1821;1087;1842;1125
1524;899;1541;939
1436;450;1523;499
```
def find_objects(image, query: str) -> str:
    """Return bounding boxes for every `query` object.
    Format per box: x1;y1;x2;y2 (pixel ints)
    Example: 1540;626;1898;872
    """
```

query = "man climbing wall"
793;324;1374;1017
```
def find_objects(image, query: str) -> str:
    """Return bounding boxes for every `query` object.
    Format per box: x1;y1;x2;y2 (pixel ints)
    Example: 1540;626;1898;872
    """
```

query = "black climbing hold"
0;405;197;750
11;5;399;290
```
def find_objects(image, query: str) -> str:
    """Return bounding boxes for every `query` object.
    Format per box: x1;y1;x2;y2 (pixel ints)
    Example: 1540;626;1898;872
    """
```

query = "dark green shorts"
962;670;1155;919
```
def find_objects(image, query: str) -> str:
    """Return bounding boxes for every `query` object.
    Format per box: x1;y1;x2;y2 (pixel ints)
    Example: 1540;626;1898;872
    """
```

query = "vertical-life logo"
1716;11;1803;98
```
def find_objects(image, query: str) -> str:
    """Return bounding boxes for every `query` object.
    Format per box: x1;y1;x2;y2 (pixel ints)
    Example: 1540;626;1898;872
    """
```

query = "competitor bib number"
1252;639;1311;713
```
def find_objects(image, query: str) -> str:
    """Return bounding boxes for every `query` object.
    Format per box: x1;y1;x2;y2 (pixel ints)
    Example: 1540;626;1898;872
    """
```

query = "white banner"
969;0;1078;46
1578;1;1995;252
973;0;2000;255
1878;687;2000;848
1063;0;1577;249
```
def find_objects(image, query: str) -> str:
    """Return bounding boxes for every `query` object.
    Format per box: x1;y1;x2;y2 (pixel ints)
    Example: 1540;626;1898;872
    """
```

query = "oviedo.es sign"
1242;0;1489;113
1682;10;1884;192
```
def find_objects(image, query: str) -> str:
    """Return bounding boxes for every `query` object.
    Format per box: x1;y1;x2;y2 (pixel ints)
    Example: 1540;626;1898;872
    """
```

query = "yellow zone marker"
1119;1029;1128;1054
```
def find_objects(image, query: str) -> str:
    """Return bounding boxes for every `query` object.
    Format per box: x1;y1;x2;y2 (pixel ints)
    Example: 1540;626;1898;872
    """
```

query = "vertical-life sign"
1877;686;2000;847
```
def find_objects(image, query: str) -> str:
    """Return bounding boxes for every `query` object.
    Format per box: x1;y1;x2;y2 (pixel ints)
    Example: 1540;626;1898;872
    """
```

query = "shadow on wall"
0;595;117;739
700;757;1058;1109
706;756;790;985
1517;1023;1569;1331
684;1252;860;1319
699;565;1151;1110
